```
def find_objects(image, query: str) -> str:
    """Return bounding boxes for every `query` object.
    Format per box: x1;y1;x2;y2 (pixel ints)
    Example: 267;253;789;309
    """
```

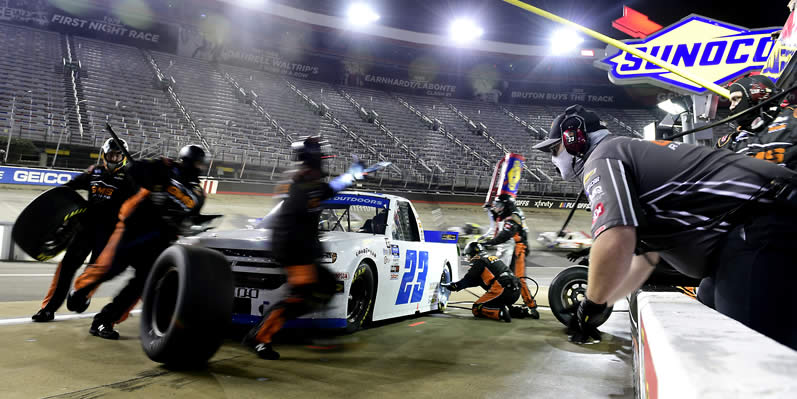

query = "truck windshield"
254;202;389;234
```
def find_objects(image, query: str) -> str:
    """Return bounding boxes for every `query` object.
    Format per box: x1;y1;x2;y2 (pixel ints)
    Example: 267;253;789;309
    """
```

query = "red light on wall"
580;49;595;57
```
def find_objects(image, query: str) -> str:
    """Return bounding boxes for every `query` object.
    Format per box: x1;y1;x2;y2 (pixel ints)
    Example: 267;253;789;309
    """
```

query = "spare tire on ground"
548;265;613;328
12;186;88;261
140;245;233;367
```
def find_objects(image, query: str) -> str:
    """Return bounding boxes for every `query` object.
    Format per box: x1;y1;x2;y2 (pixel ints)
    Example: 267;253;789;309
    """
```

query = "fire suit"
248;169;344;346
452;255;520;321
482;210;537;310
39;164;134;313
72;158;205;325
715;105;797;170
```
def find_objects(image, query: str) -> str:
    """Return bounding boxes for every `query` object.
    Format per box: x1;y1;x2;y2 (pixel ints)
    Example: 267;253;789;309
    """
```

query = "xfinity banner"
0;0;178;52
0;166;80;186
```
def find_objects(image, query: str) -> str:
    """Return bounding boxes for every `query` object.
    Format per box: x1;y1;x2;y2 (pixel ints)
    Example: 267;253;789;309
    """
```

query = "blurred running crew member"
243;137;365;360
32;139;134;322
443;242;520;322
533;104;797;348
68;145;207;339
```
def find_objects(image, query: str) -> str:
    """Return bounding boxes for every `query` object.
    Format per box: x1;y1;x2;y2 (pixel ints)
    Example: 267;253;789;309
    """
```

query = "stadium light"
580;49;595;57
643;122;656;140
657;98;686;115
347;3;380;25
449;18;484;43
550;29;583;54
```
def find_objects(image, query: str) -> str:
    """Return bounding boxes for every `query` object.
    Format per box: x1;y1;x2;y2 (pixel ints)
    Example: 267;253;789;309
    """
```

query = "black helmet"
728;75;780;132
464;241;485;259
178;144;206;165
100;138;128;170
291;136;323;169
493;193;516;218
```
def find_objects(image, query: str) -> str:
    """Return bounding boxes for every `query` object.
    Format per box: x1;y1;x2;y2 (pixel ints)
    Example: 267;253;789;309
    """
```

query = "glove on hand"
566;299;606;344
441;282;459;292
348;156;366;180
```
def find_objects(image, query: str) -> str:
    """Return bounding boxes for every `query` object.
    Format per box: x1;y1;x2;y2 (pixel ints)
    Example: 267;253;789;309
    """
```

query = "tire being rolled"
548;265;613;328
140;245;233;367
12;186;88;261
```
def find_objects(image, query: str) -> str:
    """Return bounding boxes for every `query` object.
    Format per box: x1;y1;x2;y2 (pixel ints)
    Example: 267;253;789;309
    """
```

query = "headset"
560;104;590;157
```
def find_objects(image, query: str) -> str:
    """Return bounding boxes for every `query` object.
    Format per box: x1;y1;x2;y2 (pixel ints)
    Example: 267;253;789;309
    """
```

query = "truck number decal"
395;250;429;305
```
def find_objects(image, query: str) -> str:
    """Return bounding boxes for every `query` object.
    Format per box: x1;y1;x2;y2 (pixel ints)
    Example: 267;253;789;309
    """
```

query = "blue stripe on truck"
232;314;347;329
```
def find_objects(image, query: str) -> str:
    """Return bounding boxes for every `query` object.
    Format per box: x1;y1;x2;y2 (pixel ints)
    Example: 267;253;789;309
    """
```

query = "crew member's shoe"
66;291;90;313
499;305;512;323
252;342;281;360
89;318;120;340
31;309;55;322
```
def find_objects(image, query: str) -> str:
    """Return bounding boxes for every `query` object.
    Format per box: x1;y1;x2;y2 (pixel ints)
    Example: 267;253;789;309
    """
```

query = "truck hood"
181;229;380;250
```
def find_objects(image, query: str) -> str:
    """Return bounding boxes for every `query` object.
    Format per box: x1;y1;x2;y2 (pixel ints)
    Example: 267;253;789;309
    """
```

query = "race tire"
140;245;233;367
436;265;452;312
12;186;88;261
345;263;374;333
548;265;613;328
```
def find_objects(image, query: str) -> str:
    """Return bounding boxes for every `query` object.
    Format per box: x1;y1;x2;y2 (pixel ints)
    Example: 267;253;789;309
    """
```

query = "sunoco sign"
596;15;778;94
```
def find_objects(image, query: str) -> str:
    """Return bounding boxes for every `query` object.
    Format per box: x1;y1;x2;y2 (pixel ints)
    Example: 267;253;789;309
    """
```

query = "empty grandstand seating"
74;38;192;157
0;24;67;156
1;21;674;196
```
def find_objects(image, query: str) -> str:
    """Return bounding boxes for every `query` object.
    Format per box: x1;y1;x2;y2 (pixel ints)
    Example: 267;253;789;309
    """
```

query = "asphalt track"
0;185;630;398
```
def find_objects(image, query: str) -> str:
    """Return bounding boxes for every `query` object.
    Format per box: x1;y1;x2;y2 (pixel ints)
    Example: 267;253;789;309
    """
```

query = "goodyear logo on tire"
596;15;778;93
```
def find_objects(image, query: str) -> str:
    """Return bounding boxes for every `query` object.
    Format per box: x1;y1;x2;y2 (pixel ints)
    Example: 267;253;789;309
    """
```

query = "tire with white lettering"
548;265;613;327
345;263;374;333
12;186;88;261
140;245;233;368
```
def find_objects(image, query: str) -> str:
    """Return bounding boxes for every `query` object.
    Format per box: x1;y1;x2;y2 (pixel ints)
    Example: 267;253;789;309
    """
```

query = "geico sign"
13;170;74;184
597;15;778;93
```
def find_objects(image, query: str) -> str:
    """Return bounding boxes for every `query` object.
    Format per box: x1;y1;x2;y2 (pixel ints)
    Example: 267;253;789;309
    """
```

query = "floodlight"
550;29;583;54
643;122;656;140
657;99;687;115
580;49;595;57
347;3;380;25
449;18;484;43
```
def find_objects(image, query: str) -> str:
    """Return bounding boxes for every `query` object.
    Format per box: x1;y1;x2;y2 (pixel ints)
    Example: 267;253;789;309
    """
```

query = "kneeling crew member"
32;138;134;322
443;242;522;323
68;144;207;339
481;194;538;317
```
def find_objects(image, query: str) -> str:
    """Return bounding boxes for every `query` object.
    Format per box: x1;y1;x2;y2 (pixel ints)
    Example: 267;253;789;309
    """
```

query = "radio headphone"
560;104;589;157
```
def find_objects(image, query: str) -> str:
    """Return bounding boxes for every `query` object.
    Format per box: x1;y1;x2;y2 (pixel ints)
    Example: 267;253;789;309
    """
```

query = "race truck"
537;230;593;250
186;191;459;330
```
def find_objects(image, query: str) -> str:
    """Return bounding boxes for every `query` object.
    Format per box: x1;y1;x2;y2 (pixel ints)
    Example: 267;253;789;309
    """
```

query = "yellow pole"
502;0;732;99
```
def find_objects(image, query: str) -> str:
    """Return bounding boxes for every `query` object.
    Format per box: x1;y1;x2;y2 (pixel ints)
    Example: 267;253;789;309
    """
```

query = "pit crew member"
715;75;796;170
243;137;365;360
67;144;208;339
32;139;134;322
533;105;797;349
442;242;523;322
480;194;538;318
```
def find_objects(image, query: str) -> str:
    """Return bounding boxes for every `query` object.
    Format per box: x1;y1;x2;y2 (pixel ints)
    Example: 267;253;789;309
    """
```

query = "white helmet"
100;138;128;170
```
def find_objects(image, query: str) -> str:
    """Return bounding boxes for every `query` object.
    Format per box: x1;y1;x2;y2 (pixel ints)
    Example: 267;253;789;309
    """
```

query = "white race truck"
137;191;461;366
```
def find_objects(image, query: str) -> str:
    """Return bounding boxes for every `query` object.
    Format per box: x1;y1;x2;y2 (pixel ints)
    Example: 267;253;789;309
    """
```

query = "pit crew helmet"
464;241;486;259
728;75;781;132
178;144;207;176
493;193;516;219
291;136;324;169
100;138;128;171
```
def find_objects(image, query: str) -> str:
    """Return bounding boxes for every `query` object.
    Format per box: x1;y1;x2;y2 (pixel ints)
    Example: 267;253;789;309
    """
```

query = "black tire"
345;263;374;333
140;245;233;367
548;265;613;327
12;187;88;261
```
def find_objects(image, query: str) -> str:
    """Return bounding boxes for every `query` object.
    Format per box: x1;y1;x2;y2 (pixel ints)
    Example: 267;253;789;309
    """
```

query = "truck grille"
209;248;272;259
234;272;286;290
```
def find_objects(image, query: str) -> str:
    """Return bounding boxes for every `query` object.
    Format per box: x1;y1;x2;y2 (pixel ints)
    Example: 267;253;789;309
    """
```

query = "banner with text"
0;166;80;186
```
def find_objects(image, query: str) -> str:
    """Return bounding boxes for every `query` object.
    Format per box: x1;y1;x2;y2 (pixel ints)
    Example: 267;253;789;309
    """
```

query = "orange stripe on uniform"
40;262;63;308
255;308;287;344
286;264;317;286
115;298;140;325
74;188;150;292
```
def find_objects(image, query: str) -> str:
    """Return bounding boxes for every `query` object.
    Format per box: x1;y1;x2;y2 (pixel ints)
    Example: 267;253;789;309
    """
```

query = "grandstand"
0;20;663;197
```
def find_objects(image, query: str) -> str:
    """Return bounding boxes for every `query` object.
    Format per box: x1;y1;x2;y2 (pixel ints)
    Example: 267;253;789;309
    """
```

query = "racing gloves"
566;298;607;344
441;282;460;292
330;158;367;192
